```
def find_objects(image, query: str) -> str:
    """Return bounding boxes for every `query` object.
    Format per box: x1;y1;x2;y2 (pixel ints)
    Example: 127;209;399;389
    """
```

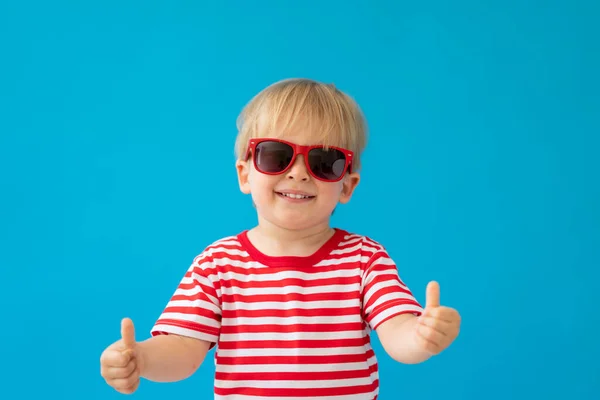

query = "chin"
273;217;313;230
275;213;331;231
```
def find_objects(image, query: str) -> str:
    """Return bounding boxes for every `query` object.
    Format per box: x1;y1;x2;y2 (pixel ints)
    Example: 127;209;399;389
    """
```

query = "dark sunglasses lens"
308;148;347;180
255;141;294;173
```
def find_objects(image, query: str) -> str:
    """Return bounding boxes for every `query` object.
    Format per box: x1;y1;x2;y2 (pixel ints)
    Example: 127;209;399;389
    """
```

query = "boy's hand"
413;281;461;355
100;318;144;394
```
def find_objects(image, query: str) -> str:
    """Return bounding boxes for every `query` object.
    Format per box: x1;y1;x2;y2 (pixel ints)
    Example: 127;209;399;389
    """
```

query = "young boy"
100;78;461;399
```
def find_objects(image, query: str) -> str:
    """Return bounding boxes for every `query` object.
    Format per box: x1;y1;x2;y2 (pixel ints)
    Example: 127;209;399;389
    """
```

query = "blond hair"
234;78;368;171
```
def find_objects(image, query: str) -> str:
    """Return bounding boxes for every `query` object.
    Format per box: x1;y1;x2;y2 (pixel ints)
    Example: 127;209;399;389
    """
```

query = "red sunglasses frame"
245;138;354;182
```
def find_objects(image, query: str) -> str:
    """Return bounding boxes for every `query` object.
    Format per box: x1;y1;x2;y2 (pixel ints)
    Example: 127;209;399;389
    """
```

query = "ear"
236;159;252;194
338;172;360;204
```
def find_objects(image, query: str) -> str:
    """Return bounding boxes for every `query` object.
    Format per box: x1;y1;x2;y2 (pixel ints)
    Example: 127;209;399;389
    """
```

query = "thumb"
425;281;440;308
121;317;136;349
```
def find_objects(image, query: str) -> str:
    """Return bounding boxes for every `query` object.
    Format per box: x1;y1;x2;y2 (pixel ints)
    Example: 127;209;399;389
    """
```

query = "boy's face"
235;129;360;231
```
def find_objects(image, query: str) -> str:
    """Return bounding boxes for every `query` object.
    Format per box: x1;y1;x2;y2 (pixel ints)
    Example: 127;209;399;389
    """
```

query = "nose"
286;155;310;182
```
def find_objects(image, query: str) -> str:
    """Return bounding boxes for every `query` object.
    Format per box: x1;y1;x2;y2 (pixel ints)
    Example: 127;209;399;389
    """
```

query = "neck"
248;216;335;257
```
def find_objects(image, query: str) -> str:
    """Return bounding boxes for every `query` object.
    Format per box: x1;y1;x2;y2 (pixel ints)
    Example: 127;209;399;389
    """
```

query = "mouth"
275;191;316;201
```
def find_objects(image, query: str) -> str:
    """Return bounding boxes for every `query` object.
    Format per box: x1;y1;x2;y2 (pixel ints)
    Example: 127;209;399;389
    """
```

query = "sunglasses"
245;138;353;182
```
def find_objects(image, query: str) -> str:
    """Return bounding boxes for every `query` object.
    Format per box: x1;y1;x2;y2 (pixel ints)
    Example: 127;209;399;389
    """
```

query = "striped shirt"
151;228;423;399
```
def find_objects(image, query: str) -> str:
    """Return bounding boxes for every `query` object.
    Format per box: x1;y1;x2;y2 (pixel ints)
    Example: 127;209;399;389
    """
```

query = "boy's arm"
139;250;221;382
138;334;212;382
375;281;461;364
100;318;213;393
375;314;432;364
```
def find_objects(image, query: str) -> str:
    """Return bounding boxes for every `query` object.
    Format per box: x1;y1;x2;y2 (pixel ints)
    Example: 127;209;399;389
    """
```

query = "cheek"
248;170;277;193
316;182;343;201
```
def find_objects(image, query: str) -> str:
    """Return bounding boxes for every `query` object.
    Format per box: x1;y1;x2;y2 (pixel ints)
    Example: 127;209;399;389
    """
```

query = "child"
100;78;461;399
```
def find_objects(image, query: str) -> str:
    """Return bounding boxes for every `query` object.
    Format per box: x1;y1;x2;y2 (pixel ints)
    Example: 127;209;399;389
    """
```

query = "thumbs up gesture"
100;318;143;394
414;281;461;355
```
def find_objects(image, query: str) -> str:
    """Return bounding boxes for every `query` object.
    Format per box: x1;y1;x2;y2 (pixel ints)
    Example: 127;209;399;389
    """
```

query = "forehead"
254;110;348;149
271;128;329;147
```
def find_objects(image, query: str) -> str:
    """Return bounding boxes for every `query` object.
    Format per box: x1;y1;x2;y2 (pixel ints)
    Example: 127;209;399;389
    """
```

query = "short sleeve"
361;249;423;330
151;252;222;346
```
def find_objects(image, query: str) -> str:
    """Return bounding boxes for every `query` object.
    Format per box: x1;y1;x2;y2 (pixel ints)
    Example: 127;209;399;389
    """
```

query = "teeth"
281;192;311;199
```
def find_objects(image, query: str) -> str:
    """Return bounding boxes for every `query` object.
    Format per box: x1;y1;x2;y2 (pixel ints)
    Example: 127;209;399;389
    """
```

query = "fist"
414;281;461;355
100;318;143;394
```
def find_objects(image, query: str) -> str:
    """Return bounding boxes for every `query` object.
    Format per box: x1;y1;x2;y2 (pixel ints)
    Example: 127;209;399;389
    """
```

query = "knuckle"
125;380;139;394
101;366;114;379
100;353;110;365
114;354;125;366
114;368;128;380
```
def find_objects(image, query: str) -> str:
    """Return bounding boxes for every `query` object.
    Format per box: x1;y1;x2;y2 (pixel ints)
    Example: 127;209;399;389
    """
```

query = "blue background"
1;1;598;399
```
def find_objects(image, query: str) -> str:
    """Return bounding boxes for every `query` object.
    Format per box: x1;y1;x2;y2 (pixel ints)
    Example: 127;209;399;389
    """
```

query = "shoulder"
335;229;392;262
190;232;248;266
337;229;388;252
338;231;402;279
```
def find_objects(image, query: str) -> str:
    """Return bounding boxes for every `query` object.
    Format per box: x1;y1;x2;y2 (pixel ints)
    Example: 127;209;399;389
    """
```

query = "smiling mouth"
276;192;316;200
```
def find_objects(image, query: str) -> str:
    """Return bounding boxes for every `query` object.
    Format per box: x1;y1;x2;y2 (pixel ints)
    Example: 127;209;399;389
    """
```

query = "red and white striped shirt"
151;228;423;399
